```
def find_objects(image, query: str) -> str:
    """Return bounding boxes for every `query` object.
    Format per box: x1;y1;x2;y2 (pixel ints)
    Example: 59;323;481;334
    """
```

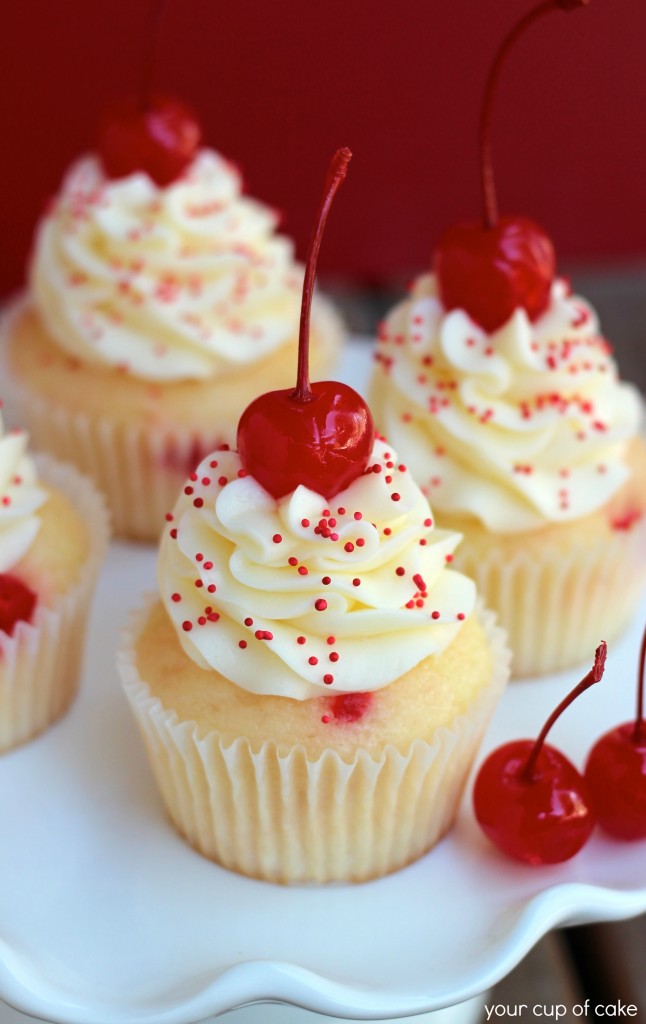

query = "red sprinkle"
315;599;328;611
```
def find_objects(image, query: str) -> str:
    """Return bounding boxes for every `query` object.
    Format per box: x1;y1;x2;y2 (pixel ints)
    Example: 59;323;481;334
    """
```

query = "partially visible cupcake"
0;409;109;753
369;274;646;677
4;131;341;541
118;436;509;882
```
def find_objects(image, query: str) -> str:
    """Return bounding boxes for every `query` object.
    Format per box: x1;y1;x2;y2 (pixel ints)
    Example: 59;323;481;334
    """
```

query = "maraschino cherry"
0;575;37;636
584;625;646;840
237;149;374;501
473;642;606;865
434;0;589;333
98;0;201;185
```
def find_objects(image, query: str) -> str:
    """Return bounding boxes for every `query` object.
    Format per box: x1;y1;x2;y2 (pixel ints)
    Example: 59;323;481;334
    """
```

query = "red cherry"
98;95;201;186
434;217;555;333
584;625;646;840
237;148;374;501
473;642;606;865
238;381;373;500
0;574;37;636
98;1;200;186
434;0;589;333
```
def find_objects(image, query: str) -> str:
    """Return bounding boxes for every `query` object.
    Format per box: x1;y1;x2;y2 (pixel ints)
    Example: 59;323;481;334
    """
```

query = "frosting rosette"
30;150;309;381
0;413;47;571
370;275;643;533
158;439;475;699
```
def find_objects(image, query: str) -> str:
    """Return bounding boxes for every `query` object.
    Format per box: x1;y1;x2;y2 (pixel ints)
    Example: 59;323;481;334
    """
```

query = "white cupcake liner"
453;519;646;678
0;455;110;753
118;601;510;884
3;376;231;543
1;295;345;543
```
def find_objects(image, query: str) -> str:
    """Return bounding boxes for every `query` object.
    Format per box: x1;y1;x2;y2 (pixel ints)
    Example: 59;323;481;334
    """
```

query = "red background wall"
3;0;646;296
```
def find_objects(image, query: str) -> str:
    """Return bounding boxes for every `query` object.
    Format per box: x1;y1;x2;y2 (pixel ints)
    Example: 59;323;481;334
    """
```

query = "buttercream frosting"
30;151;309;382
0;413;47;572
158;439;475;699
370;275;643;533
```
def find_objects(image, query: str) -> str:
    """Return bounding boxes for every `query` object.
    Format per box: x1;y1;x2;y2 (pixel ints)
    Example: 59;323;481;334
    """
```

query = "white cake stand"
1;344;644;1024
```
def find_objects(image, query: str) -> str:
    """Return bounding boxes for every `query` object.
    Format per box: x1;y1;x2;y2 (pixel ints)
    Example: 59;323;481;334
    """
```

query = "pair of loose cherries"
473;636;646;865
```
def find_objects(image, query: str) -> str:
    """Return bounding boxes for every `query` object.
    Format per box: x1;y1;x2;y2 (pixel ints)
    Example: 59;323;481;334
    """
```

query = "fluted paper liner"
454;521;646;679
1;297;344;542
118;602;510;884
0;456;110;753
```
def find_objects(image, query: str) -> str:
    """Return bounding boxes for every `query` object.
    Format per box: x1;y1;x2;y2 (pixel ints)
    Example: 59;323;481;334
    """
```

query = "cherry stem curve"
634;625;646;743
140;0;170;112
521;640;607;782
293;147;352;403
479;0;590;229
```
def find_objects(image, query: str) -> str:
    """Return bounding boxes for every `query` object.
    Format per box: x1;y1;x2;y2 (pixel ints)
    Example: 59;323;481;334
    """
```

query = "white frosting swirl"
158;439;475;699
370;275;643;533
0;413;47;571
30;151;309;381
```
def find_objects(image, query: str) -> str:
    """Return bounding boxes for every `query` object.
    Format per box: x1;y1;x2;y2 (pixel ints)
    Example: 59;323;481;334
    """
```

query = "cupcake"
0;409;109;753
117;150;510;884
369;276;646;678
119;436;509;882
2;97;342;542
369;0;646;677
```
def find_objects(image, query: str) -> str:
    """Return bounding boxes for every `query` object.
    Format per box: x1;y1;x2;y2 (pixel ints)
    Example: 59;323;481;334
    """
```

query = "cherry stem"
479;0;590;229
521;640;607;782
140;0;170;112
633;625;646;743
293;148;352;403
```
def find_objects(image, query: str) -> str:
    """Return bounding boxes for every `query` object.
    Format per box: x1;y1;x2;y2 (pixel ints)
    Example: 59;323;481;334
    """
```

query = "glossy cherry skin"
473;740;596;864
237;381;375;501
98;95;201;186
584;724;646;840
0;574;37;636
434;215;556;333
